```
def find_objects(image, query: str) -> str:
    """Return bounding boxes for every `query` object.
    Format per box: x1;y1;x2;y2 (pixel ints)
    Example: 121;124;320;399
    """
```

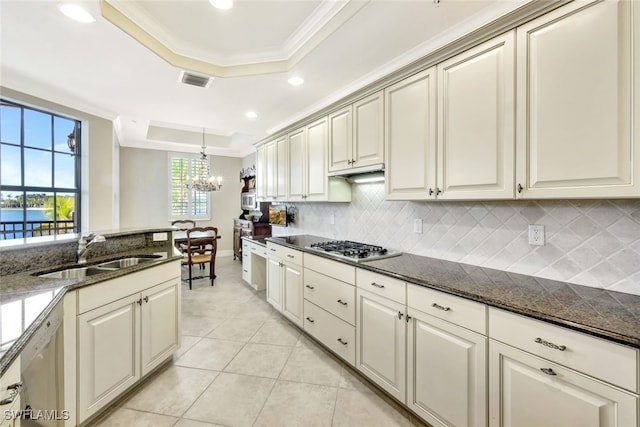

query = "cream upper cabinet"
287;127;306;201
275;136;288;199
385;68;437;200
437;31;515;200
255;144;266;201
516;0;638;199
306;117;329;201
264;140;277;200
329;91;384;174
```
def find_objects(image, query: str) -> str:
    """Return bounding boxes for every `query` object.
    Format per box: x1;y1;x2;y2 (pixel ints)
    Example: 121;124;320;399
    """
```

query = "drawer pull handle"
137;298;143;306
370;282;385;288
243;269;249;273
287;254;295;259
143;296;149;303
305;317;315;323
337;299;348;306
540;368;557;376
0;383;22;406
398;311;404;320
337;338;348;346
432;303;451;312
270;248;276;252
535;337;566;352
305;285;315;290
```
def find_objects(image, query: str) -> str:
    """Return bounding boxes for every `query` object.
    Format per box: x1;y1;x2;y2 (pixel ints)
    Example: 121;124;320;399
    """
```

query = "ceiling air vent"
179;71;213;88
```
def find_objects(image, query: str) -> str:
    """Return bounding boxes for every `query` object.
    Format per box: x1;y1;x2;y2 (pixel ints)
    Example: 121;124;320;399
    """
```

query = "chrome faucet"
77;234;106;264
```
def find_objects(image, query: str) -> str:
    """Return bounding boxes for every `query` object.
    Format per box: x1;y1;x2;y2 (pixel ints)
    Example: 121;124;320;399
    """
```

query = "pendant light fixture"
185;128;223;192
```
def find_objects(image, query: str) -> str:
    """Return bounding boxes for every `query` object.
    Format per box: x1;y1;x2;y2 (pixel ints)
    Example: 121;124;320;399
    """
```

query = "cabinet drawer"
250;243;268;258
304;253;356;284
489;308;638;392
356;268;405;304
304;300;355;366
304;268;355;325
242;240;250;252
266;242;302;265
408;284;487;334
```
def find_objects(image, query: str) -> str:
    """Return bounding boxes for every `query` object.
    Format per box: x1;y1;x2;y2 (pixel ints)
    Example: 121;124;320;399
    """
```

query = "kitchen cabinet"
255;144;266;201
515;0;639;199
266;242;303;326
264;140;277;200
302;253;356;365
436;31;515;200
233;219;270;260
261;136;288;201
355;269;407;402
489;308;639;427
0;358;21;427
275;136;288;199
385;68;437;200
407;285;488;427
328;91;384;174
242;239;267;291
77;261;181;423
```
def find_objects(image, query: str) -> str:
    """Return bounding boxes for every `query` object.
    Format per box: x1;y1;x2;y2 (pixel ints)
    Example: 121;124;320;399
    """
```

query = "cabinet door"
408;308;487;427
255;145;266;201
385;68;437;200
265;140;277;200
288;128;306;201
489;340;638;427
276;136;288;199
281;262;303;327
140;279;180;376
328;106;353;172
516;0;637;198
306;117;328;201
78;294;140;422
356;288;406;402
266;257;283;311
437;31;515;200
353;91;384;169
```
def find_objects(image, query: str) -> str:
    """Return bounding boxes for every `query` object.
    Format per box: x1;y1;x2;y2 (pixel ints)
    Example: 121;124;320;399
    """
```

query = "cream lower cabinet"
489;308;639;427
266;242;303;327
0;358;21;427
516;0;639;199
77;262;181;423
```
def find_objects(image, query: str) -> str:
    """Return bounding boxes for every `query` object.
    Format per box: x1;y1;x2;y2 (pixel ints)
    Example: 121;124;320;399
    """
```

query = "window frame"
168;152;211;221
0;99;81;240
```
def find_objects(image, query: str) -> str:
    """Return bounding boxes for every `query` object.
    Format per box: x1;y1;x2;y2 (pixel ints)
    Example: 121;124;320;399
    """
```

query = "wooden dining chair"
182;226;218;290
171;219;196;250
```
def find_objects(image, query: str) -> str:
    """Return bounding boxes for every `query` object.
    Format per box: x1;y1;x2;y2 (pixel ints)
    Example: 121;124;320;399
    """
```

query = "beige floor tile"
92;407;177;427
253;381;338;427
183;372;275;427
250;319;301;346
174;419;227;427
181;313;227;337
223;342;293;378
174;335;202;359
174;337;244;371
121;365;218;417
279;344;342;387
332;388;410;427
207;316;265;342
338;365;374;392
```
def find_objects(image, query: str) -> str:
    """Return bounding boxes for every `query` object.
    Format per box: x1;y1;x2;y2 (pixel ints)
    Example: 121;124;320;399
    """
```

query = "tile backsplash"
274;182;640;296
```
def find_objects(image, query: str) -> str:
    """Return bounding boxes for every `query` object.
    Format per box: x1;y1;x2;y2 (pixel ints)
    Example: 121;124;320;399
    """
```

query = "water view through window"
0;100;81;240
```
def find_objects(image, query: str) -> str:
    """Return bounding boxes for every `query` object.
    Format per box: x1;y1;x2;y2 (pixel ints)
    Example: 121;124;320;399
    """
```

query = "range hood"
328;163;384;178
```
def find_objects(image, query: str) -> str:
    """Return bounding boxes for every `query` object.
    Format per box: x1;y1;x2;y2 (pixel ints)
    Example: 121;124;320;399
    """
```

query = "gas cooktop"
305;240;401;263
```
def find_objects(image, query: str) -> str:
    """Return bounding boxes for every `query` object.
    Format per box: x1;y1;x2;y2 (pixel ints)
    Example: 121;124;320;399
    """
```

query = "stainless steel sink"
96;257;156;269
38;266;116;279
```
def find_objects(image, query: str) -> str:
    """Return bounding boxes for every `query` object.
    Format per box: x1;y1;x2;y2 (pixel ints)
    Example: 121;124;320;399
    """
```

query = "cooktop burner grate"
306;240;401;262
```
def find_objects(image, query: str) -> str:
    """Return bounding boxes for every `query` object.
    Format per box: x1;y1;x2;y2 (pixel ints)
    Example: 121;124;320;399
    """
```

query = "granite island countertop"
0;228;182;377
266;234;640;349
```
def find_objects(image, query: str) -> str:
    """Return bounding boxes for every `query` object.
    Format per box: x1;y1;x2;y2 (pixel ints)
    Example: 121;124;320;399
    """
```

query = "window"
0;100;81;240
169;153;210;220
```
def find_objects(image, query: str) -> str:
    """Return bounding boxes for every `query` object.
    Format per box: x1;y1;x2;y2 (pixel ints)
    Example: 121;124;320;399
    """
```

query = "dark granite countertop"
267;235;640;349
0;246;181;377
241;235;269;247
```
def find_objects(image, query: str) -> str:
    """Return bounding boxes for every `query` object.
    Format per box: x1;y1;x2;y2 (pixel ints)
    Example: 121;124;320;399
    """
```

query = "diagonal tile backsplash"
274;182;640;296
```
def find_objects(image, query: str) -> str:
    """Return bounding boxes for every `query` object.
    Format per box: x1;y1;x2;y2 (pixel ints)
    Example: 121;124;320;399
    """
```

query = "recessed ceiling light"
59;4;96;23
245;111;258;119
288;76;304;86
209;0;233;10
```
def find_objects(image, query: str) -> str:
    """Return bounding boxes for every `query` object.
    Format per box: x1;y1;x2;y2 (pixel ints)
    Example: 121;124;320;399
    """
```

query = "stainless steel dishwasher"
20;301;65;427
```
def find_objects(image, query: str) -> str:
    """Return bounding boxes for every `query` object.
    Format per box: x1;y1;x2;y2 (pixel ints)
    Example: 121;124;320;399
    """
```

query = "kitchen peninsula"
0;228;182;426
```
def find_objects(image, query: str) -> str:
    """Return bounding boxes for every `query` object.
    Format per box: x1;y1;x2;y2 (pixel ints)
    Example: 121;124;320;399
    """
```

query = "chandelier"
185;129;223;192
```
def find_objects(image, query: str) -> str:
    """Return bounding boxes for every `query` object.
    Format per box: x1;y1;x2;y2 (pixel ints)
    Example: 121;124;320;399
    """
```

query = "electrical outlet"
153;232;168;241
528;224;545;246
329;214;335;225
414;218;423;234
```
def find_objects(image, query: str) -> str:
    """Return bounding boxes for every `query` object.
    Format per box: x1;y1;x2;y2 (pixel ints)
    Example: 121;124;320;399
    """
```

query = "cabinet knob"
397;311;404;320
143;296;149;303
428;188;434;196
436;188;442;195
137;298;143;306
351;159;356;164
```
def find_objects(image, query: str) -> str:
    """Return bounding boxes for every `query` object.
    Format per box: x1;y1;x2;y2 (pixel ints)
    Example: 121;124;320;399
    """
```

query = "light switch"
413;218;423;234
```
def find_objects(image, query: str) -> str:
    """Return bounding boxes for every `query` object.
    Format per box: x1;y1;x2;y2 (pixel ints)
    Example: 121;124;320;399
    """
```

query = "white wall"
275;182;640;296
0;87;117;233
119;147;243;255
